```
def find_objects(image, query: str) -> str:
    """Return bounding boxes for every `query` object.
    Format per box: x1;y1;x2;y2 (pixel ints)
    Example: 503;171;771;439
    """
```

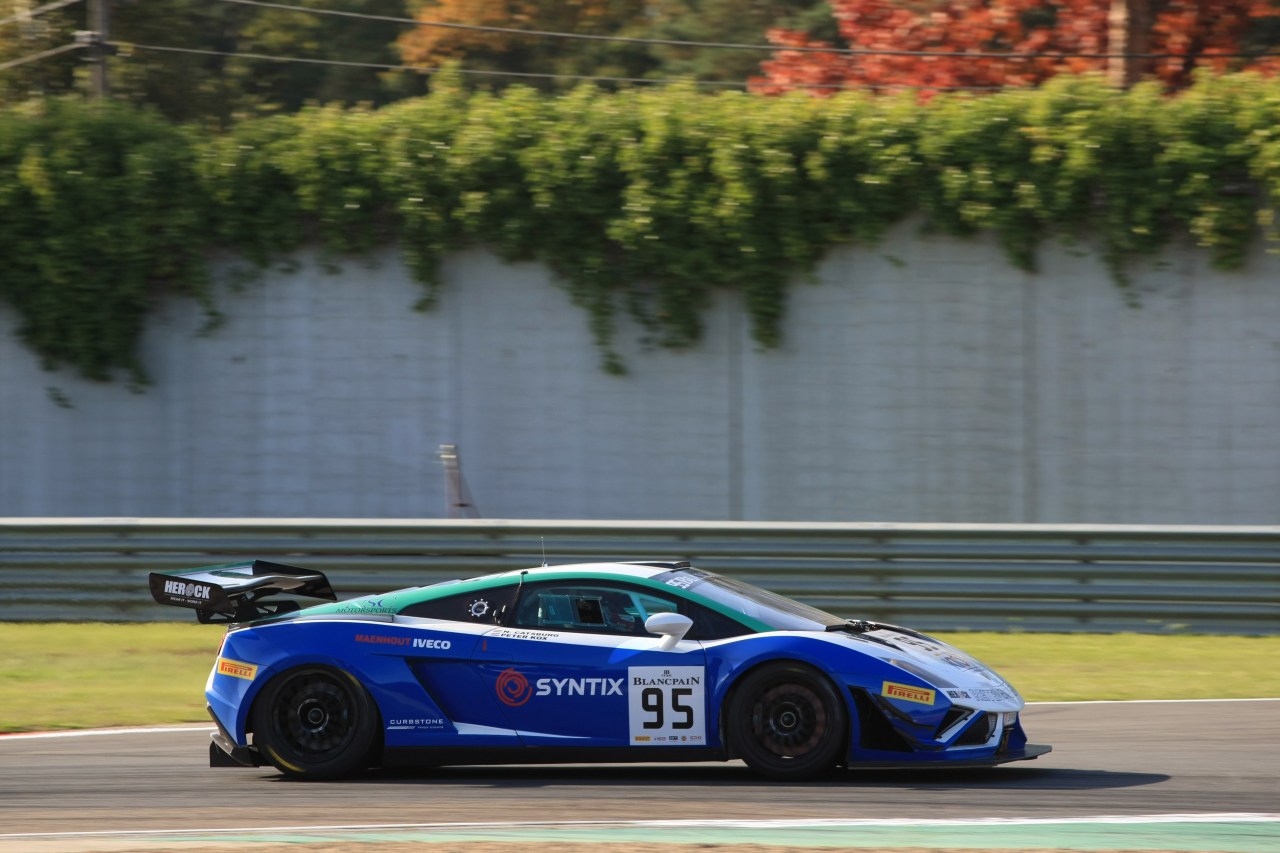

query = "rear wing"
149;560;336;624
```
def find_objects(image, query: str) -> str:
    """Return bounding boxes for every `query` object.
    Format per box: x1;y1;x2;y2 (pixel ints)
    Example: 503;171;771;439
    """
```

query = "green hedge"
3;72;1280;383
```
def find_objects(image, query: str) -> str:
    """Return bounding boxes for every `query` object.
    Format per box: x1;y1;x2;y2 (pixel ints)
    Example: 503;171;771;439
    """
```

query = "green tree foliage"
214;0;425;115
396;0;834;90
1;1;423;124
0;3;81;103
4;74;1280;384
643;0;836;84
0;99;208;383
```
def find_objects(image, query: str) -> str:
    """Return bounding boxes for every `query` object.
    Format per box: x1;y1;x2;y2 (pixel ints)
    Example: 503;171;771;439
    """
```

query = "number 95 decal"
627;666;706;745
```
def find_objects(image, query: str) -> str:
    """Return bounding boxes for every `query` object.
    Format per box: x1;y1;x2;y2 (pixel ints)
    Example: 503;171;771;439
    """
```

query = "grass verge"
1;623;1277;733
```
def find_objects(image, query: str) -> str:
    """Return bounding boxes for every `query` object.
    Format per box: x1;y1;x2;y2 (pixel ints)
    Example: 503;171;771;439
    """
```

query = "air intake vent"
955;712;998;746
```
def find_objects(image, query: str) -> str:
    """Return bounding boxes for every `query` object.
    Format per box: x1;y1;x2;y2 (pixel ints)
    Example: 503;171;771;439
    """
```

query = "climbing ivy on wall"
0;99;209;384
3;71;1280;383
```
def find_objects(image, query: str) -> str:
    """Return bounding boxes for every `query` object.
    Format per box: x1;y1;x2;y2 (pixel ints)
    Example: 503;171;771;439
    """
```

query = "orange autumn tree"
396;0;655;85
753;0;1280;95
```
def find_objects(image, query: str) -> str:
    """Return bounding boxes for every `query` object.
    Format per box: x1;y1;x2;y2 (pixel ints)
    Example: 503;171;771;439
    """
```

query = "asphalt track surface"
1;700;1277;851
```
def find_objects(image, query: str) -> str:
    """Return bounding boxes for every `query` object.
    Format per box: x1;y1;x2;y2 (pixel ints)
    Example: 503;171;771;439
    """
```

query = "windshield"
651;568;844;632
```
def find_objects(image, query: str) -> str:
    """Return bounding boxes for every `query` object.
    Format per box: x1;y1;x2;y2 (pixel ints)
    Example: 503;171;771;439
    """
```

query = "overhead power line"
0;0;84;29
210;0;1280;61
117;41;756;86
114;42;1004;92
0;39;81;71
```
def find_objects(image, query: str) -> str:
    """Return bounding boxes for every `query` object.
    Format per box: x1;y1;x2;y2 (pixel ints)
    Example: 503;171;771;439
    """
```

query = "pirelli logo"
217;658;258;681
882;680;936;705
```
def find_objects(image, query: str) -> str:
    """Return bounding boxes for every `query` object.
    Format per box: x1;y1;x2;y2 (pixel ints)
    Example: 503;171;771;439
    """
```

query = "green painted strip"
156;820;1280;851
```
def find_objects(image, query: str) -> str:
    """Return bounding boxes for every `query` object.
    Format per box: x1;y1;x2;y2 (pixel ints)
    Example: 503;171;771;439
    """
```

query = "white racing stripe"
2;814;1278;840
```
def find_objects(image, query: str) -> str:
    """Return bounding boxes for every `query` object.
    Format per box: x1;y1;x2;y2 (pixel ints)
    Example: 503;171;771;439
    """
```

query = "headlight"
888;658;956;689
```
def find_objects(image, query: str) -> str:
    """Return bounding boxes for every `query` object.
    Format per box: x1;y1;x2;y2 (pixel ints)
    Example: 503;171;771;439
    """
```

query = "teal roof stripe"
299;564;774;632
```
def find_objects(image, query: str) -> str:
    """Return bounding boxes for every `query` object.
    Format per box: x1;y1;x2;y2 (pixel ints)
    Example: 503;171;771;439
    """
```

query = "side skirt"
845;743;1053;770
382;746;727;769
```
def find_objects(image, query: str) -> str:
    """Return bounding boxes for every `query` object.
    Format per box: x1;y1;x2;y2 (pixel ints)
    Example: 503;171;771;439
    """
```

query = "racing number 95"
627;665;705;744
640;686;695;730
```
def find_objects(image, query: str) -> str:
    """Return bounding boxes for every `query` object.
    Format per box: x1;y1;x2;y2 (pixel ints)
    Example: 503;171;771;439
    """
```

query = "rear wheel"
252;666;378;780
727;662;848;781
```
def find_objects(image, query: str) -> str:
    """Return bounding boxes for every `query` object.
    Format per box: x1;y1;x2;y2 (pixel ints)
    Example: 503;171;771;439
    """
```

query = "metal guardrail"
1;519;1277;633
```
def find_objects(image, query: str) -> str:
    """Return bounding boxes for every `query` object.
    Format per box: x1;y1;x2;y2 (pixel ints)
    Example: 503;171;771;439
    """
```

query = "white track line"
1027;698;1280;706
0;726;211;741
3;814;1278;840
3;698;1278;740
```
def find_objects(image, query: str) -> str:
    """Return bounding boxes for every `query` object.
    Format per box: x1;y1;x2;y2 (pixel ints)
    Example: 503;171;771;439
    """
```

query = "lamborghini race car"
149;560;1050;781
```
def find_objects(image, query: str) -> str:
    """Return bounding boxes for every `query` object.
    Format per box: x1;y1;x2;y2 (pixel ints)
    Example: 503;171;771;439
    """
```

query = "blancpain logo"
632;674;701;686
164;580;211;599
536;677;624;697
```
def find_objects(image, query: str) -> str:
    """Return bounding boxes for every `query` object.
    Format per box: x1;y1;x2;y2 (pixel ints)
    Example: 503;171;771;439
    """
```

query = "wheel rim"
749;682;828;758
267;671;359;761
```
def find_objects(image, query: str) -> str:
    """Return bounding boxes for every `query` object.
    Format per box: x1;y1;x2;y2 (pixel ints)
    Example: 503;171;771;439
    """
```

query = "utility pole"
1108;0;1151;89
83;0;108;98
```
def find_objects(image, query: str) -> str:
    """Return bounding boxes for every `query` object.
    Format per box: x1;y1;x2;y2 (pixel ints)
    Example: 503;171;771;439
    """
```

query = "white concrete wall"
2;224;1278;523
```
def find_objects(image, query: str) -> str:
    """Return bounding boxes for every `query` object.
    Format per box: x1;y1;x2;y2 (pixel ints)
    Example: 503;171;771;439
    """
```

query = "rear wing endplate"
148;560;336;624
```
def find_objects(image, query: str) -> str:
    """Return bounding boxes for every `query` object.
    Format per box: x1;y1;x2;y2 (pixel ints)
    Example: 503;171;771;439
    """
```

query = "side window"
400;586;518;624
513;584;648;635
681;601;753;641
512;581;753;640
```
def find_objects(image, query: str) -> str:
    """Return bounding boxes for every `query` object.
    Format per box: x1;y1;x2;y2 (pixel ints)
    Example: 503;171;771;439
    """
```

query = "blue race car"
150;560;1049;781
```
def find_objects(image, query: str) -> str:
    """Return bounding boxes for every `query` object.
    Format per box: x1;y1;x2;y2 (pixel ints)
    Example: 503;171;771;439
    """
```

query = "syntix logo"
536;677;623;697
496;670;625;706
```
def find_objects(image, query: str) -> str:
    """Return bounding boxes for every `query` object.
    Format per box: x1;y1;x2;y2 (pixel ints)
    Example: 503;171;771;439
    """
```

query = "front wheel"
726;662;848;781
252;666;379;780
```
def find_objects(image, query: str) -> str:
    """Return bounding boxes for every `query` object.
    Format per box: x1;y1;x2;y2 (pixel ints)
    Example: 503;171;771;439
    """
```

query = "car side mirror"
645;612;693;650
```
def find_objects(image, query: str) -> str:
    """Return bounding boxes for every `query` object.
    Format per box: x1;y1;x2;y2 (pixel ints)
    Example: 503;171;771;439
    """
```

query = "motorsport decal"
355;633;452;650
162;579;212;600
159;578;212;604
488;628;560;641
496;668;533;706
216;657;258;681
628;666;705;745
537;677;623;696
937;687;1018;704
468;599;490;619
387;717;448;731
335;601;397;615
881;633;996;679
653;567;715;591
882;681;936;705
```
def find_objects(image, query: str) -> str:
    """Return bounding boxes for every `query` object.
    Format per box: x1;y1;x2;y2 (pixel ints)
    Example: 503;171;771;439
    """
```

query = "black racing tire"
251;666;379;780
726;662;848;781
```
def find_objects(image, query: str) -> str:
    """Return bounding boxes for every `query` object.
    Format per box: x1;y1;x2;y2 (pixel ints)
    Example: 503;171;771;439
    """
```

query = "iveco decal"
356;634;452;650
